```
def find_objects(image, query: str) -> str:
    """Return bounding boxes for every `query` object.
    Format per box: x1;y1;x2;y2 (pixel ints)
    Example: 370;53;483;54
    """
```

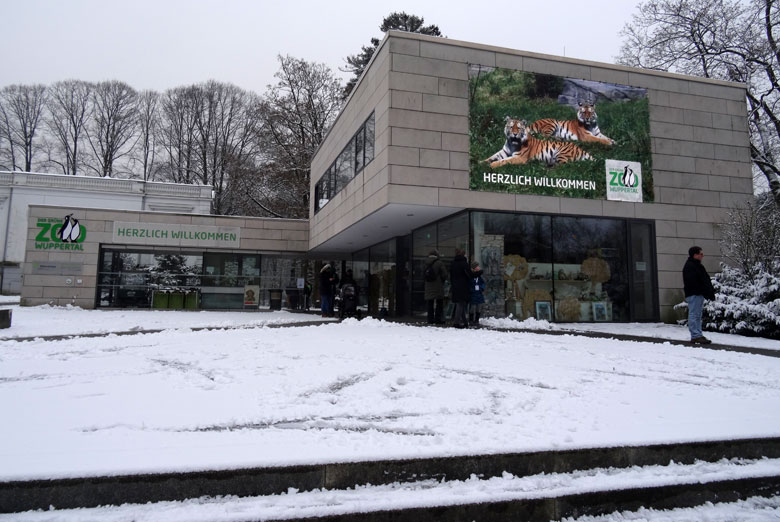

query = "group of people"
315;245;716;341
319;263;356;317
424;248;485;328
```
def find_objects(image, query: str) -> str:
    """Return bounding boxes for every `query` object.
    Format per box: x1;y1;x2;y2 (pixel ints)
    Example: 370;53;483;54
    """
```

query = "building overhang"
309;203;462;255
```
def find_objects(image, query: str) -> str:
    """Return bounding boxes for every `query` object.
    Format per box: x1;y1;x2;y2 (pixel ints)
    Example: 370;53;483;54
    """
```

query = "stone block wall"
21;205;308;308
310;31;752;322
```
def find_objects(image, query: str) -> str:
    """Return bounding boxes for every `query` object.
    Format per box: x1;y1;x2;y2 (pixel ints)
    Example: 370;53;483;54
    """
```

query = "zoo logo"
608;165;639;188
35;214;86;243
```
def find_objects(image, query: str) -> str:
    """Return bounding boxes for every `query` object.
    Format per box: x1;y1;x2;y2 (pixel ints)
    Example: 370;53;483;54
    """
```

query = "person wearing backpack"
423;250;447;324
469;261;486;328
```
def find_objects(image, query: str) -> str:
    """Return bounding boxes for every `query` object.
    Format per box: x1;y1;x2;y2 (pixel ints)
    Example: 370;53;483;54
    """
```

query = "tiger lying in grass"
529;102;614;146
484;117;593;168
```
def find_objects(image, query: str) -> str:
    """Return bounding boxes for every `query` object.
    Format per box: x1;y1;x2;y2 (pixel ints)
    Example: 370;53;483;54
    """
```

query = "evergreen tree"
703;193;780;339
342;12;443;99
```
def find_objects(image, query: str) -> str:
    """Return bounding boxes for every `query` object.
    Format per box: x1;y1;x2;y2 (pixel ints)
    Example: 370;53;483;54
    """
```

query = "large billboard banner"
469;67;652;202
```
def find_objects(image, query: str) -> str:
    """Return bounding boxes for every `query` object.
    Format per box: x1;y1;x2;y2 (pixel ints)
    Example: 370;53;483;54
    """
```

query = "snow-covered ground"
0;302;777;350
1;304;779;520
485;316;780;350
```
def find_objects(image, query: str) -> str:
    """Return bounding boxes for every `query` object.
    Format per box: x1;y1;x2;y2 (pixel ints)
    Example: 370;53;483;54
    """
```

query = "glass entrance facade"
408;210;658;322
97;248;313;310
95;211;657;321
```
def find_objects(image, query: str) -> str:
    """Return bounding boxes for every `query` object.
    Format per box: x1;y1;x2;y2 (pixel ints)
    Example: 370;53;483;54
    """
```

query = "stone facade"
21;205;308;308
309;31;752;322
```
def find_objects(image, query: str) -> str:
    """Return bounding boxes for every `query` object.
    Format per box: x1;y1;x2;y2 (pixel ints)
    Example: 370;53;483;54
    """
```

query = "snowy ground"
1;304;779;520
0;301;777;350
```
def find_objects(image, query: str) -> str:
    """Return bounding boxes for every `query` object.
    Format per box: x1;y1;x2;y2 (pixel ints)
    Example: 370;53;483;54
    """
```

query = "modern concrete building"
19;32;753;321
308;31;752;323
2;171;213;294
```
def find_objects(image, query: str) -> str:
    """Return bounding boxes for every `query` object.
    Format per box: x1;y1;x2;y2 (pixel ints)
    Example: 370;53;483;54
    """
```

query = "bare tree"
157;86;198;184
85;80;139;177
618;0;780;207
249;55;342;218
45;80;93;175
718;192;780;280
132;90;160;181
0;84;47;172
184;81;260;214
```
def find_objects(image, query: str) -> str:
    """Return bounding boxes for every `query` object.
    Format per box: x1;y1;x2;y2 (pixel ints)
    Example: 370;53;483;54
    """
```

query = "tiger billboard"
469;67;652;202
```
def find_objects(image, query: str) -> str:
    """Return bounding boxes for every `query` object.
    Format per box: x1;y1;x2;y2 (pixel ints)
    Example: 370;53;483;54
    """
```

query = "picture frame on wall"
535;300;552;321
592;302;608;321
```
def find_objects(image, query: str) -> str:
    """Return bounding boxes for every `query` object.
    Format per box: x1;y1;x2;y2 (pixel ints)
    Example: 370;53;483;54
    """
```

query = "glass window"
472;212;553;320
315;168;331;212
369;239;396;317
352;248;370;313
97;250;202;309
334;139;354;194
354;126;365;173
365;113;375;165
411;225;437;318
552;217;629;322
437;213;469;262
314;112;374;213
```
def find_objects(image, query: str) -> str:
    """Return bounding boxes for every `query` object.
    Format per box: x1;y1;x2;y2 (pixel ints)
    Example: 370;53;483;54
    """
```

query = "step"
2;436;780;514
4;456;780;521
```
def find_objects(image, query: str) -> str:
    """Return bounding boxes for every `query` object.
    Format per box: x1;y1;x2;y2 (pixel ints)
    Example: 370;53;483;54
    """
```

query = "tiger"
483;116;526;165
528;101;614;146
485;118;593;168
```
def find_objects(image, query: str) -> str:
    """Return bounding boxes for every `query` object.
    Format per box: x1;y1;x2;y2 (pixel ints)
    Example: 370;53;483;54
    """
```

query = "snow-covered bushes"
703;194;780;339
704;262;780;339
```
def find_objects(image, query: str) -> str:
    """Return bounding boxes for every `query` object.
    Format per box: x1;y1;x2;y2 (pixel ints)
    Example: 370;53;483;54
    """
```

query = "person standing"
303;280;312;310
469;261;486;328
450;248;471;328
682;246;716;344
319;263;335;317
340;268;356;288
329;267;340;316
423;250;447;324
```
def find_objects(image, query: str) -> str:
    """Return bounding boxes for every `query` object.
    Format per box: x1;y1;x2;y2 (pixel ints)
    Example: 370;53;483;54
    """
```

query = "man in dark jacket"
423;250;448;324
682;246;716;344
450;248;471;328
319;263;336;317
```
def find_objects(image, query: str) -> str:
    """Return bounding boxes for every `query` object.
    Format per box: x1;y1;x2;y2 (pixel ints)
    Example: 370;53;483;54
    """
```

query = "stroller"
336;283;361;319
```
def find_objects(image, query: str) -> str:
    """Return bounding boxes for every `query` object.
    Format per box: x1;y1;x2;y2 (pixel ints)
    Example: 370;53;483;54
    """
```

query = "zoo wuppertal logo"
605;159;643;203
34;214;86;250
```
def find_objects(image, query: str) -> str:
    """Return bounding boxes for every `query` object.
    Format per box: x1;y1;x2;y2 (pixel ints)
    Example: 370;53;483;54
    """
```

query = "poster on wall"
469;66;652;202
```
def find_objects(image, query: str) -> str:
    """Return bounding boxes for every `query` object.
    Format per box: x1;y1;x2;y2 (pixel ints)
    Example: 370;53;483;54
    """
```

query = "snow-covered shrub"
704;261;780;339
703;194;780;339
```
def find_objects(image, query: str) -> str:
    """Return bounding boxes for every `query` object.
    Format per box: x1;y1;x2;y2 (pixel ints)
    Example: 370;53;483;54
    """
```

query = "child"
469;261;486;327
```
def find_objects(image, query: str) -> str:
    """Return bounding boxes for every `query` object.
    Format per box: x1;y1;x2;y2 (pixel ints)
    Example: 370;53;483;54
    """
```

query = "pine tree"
705;263;780;339
703;193;780;339
342;12;443;99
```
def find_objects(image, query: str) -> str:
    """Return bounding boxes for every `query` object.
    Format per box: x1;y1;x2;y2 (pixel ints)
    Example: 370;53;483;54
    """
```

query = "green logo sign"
35;215;86;250
605;160;642;202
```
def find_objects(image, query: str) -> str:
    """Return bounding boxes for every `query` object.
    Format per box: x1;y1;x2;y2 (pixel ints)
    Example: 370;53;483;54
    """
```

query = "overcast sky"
1;0;642;94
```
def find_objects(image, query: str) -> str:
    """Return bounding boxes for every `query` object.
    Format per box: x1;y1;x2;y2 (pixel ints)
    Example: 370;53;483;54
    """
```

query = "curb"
3;437;780;513
274;475;780;522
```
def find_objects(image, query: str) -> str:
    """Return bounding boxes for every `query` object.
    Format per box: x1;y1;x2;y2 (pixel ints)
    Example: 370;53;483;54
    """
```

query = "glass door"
628;221;658;321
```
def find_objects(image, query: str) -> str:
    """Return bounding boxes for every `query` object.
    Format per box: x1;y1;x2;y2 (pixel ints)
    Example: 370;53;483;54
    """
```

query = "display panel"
469;67;652;201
